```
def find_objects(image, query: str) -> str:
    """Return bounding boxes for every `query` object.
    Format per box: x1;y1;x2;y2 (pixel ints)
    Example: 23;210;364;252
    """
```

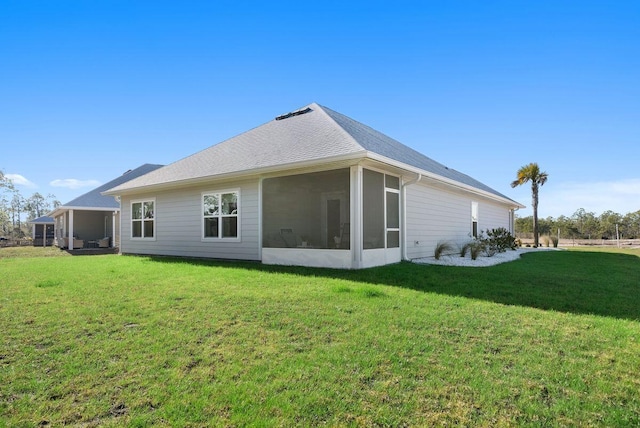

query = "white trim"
48;205;121;217
130;198;157;241
351;165;363;268
200;188;241;242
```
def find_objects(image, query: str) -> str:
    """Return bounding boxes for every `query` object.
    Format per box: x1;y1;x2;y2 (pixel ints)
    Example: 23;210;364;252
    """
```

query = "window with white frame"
132;199;155;238
203;190;239;239
471;201;478;238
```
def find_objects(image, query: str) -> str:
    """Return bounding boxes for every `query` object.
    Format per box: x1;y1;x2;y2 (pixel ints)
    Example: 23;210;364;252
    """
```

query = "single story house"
104;103;524;269
49;164;163;250
28;216;55;246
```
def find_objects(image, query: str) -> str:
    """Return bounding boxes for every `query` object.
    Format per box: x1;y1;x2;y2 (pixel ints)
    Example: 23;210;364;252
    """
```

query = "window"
471;201;478;238
132;199;155;238
203;190;239;239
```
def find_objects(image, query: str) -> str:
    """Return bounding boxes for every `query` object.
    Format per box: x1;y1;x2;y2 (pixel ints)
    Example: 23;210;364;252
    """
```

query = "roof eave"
366;152;525;209
98;148;524;209
49;206;121;217
102;151;369;196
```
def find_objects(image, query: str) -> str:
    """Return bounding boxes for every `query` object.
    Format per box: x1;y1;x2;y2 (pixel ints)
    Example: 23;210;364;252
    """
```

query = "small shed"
28;216;55;246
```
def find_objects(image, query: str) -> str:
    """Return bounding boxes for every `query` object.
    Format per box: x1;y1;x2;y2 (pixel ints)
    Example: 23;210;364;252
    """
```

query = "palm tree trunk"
532;183;539;247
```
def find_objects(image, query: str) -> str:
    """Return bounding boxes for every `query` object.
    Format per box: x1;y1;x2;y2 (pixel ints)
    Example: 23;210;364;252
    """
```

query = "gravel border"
412;247;560;267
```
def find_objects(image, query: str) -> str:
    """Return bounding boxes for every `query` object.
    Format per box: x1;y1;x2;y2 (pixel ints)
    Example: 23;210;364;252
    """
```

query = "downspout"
511;206;520;235
401;173;422;261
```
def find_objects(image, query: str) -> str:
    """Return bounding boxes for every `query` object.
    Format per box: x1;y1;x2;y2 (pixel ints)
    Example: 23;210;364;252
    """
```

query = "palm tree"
511;163;548;247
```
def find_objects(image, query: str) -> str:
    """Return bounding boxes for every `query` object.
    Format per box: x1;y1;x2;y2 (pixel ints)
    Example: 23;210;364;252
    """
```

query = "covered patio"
28;216;55;247
47;164;164;251
53;208;117;250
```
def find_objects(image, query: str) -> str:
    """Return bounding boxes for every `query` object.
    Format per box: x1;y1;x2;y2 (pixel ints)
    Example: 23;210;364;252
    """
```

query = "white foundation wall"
405;182;512;260
120;179;260;260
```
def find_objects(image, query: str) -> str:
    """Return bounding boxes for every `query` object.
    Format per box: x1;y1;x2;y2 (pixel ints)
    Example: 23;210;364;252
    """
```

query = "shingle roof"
320;105;516;200
59;164;163;209
28;216;54;224
105;104;518;205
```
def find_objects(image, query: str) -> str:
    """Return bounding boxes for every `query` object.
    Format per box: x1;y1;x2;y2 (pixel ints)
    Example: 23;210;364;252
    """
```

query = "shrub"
485;228;517;253
458;242;472;257
550;236;559;248
434;240;454;260
469;240;485;260
542;236;550;247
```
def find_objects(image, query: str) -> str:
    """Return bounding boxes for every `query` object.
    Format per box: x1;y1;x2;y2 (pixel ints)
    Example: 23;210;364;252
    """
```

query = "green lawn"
1;247;639;426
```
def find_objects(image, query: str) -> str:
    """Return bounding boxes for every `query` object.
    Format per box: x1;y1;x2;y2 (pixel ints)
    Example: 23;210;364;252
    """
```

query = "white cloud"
515;178;640;218
5;174;37;188
50;178;102;190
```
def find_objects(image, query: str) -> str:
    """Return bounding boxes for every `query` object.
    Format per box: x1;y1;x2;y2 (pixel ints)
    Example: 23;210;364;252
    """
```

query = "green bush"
485;228;517;253
550;236;559;248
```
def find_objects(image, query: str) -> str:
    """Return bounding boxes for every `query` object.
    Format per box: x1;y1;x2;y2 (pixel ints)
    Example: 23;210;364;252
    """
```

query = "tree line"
515;208;640;240
0;171;61;239
509;162;639;242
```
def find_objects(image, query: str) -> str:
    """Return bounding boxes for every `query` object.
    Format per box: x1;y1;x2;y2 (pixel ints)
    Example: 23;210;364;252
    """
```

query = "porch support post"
112;211;117;248
53;216;58;246
63;211;67;246
350;165;363;269
69;210;74;250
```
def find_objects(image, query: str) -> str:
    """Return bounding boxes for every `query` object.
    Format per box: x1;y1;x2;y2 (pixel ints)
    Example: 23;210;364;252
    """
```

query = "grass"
0;246;71;259
1;247;639;426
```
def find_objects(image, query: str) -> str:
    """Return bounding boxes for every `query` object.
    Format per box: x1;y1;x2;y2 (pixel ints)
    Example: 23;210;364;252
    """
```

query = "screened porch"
263;168;351;251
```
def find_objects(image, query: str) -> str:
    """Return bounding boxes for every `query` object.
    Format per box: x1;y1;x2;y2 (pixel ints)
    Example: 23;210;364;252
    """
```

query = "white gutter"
401;173;422;261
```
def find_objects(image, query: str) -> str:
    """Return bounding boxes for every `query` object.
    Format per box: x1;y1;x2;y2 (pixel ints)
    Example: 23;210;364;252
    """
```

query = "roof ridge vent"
275;107;312;121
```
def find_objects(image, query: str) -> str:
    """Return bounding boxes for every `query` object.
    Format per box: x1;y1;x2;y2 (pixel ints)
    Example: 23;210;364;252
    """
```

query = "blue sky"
2;1;639;218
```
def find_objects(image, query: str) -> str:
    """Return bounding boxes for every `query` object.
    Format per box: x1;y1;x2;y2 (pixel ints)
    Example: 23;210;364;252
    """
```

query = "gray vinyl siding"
405;182;512;260
479;202;510;233
120;179;260;260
